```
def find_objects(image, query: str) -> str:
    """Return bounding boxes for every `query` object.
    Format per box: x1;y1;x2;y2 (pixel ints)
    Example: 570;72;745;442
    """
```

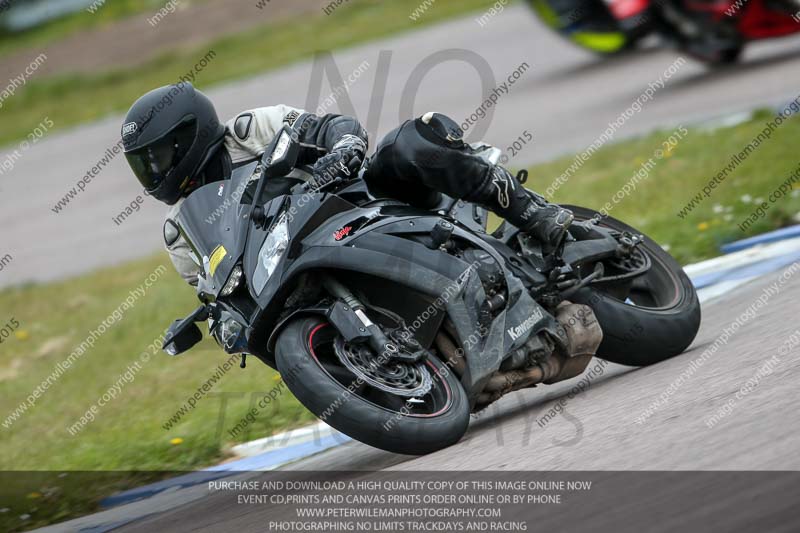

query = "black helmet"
122;83;226;205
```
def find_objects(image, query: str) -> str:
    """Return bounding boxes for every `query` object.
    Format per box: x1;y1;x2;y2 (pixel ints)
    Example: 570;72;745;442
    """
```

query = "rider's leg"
364;113;573;247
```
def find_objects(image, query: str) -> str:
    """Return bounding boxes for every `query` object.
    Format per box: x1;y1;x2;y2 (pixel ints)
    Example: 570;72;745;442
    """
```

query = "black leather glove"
311;134;366;186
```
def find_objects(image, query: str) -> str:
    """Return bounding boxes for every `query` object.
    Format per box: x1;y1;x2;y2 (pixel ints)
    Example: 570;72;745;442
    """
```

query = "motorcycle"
162;125;701;455
526;0;800;63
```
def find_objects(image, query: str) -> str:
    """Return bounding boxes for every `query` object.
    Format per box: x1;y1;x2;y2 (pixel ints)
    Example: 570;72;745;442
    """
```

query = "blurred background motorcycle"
526;0;800;63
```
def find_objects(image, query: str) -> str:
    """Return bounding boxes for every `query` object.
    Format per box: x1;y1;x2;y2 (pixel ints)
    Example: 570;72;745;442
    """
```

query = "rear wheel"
564;206;701;366
275;316;470;455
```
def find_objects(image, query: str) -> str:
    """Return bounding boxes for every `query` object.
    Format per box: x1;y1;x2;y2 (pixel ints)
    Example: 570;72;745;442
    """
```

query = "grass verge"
0;0;493;148
0;254;316;530
537;111;800;264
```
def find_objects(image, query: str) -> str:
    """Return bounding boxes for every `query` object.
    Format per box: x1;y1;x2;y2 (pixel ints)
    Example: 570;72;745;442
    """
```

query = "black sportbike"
163;126;700;455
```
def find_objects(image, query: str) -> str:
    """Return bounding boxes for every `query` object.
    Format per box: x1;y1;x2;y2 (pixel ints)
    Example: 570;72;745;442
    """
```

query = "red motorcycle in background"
527;0;800;63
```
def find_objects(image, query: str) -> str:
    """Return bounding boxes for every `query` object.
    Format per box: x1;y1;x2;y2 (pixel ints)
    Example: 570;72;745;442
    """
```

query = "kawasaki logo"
507;309;544;342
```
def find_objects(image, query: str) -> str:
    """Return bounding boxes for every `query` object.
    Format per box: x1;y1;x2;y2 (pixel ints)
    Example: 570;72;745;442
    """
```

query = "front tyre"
275;317;470;455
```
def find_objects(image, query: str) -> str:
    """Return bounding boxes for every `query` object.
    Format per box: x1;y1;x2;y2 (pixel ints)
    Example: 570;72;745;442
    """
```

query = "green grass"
535;111;800;264
0;253;315;471
0;254;316;529
0;0;495;148
0;471;169;532
0;0;178;57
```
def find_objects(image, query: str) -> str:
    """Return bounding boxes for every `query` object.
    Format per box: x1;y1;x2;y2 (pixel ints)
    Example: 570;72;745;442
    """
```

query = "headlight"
253;212;289;293
220;266;243;297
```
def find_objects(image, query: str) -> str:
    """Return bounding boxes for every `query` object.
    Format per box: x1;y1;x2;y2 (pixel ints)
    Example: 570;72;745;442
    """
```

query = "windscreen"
175;161;258;287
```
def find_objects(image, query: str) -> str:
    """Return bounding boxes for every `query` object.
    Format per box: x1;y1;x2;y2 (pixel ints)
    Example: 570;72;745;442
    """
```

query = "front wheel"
275;317;470;455
564;206;701;366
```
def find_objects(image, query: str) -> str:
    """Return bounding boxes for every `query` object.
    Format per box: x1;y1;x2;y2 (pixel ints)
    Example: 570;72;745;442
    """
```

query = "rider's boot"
468;165;574;248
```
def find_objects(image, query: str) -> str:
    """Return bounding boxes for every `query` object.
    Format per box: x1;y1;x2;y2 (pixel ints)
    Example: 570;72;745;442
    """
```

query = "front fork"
322;276;423;363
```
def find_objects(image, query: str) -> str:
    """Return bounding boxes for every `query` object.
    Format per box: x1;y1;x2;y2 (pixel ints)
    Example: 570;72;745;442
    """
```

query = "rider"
121;83;573;285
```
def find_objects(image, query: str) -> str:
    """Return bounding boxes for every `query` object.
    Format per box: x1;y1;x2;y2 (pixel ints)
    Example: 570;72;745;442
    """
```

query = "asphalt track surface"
3;4;800;288
275;266;800;472
112;265;800;532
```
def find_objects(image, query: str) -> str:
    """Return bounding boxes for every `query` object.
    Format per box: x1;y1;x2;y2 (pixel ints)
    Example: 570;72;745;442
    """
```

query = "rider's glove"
311;135;367;185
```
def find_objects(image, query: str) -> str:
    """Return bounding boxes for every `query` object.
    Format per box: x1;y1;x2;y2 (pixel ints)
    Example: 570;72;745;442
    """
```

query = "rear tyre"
275;317;470;455
564;206;701;366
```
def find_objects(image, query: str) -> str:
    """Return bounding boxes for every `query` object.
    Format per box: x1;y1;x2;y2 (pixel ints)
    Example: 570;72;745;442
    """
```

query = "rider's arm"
163;210;201;286
224;105;368;166
165;234;201;286
224;104;305;164
293;113;369;166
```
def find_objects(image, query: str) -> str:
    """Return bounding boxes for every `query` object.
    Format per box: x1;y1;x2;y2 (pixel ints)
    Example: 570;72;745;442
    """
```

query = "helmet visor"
125;118;197;191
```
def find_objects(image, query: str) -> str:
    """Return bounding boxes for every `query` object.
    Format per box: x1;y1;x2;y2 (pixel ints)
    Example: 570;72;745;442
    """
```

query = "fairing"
176;172;563;405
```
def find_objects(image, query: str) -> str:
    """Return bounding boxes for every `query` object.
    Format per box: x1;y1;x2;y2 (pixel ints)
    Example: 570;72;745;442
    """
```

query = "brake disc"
333;337;433;398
